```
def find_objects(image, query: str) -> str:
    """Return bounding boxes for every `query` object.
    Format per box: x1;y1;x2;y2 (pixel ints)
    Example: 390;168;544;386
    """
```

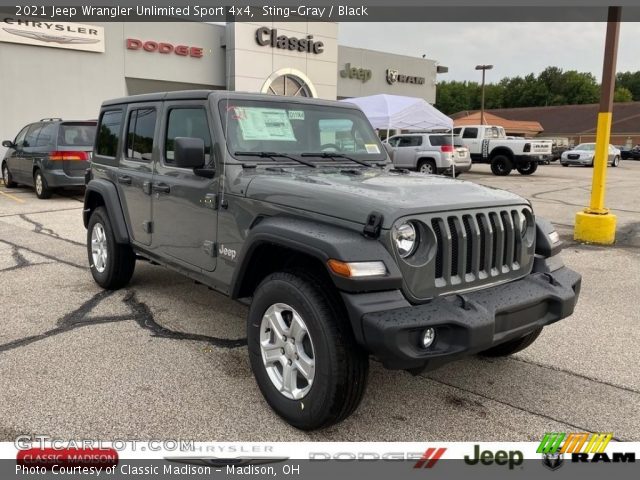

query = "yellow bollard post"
574;7;620;245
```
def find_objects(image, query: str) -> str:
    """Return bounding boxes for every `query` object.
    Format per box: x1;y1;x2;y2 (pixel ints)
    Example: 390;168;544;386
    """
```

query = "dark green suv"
83;91;581;430
2;119;96;198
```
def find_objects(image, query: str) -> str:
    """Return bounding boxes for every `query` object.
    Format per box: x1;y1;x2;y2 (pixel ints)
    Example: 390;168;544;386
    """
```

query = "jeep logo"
340;63;372;83
464;445;523;470
218;244;237;261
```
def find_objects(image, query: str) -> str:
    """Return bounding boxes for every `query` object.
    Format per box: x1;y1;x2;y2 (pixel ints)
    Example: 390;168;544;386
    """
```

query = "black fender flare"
229;216;403;298
535;217;562;258
489;147;515;160
83;179;130;244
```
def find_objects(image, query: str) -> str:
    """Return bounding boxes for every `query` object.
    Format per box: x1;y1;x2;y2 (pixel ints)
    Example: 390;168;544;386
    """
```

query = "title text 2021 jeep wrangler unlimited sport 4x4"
84;91;581;430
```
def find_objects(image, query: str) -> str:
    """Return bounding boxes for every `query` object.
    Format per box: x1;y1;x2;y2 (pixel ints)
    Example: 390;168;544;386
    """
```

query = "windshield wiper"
300;152;379;168
234;151;317;168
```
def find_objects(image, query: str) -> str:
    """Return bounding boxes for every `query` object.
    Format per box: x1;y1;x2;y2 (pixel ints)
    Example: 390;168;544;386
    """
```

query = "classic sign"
255;27;324;54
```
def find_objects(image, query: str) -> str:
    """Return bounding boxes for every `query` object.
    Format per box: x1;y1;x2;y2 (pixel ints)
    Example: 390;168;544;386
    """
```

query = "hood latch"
363;211;384;238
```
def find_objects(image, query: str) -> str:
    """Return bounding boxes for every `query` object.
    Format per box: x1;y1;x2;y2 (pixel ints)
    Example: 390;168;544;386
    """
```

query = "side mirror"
2;140;15;148
174;137;205;169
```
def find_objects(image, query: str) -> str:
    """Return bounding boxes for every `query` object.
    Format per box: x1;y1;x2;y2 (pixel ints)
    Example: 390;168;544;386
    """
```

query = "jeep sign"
340;63;372;83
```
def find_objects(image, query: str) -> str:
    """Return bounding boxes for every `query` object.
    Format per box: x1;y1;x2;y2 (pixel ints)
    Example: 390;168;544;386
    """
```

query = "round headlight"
393;222;418;258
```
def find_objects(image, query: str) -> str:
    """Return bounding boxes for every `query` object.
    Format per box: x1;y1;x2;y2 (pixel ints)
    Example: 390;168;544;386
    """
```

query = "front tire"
480;327;542;357
34;169;52;199
248;271;369;430
87;207;136;290
612;156;620;167
490;155;513;176
2;162;17;188
516;161;538;175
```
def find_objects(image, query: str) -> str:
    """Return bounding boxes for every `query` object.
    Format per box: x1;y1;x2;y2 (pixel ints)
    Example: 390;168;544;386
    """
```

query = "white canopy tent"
340;94;457;174
339;93;453;132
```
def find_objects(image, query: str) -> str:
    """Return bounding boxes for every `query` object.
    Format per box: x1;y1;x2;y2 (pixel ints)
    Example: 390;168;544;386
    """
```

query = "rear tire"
418;159;437;175
2;162;17;188
87;207;136;290
247;270;369;430
34;169;52;199
561;163;569;167
480;328;542;357
490;155;513;176
516;161;538;175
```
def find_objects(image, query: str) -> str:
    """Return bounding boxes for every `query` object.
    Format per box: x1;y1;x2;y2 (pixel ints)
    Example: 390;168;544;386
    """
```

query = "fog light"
421;328;436;349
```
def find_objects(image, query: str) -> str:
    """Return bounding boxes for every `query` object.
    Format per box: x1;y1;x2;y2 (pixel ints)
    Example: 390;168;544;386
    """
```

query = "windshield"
575;143;595;151
218;99;386;162
58;122;96;147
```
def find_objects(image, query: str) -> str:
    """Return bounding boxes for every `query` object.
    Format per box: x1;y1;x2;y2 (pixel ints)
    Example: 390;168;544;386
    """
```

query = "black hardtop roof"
101;90;360;110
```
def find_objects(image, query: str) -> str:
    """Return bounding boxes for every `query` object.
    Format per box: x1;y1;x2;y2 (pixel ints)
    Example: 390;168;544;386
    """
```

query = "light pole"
475;64;493;125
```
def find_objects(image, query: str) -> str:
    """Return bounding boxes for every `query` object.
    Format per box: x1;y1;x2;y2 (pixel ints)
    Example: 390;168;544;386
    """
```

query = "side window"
126;108;157;161
411;136;423;147
398;136;421;147
462;128;478;139
165;108;212;165
14;126;30;148
23;124;42;148
35;123;57;147
387;137;400;147
96;110;123;157
453;128;462;135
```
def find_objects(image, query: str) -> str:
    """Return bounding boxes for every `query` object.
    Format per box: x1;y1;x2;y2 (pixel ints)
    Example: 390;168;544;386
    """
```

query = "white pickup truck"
453;125;552;176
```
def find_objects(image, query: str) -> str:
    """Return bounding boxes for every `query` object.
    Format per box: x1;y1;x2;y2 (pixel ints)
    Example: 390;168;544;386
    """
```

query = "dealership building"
0;19;439;152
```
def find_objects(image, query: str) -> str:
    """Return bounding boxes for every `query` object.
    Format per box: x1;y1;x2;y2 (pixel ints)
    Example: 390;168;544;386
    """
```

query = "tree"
614;86;633;102
616;71;640;100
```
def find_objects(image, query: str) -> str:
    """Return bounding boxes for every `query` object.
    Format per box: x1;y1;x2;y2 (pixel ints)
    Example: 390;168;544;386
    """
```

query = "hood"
243;168;528;228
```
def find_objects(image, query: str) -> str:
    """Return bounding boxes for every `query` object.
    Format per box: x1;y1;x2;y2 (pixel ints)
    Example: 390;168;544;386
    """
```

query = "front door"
151;102;218;272
394;135;423;168
6;125;30;183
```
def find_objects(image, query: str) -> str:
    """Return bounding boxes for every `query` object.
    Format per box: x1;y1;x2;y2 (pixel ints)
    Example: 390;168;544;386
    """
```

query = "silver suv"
386;133;472;175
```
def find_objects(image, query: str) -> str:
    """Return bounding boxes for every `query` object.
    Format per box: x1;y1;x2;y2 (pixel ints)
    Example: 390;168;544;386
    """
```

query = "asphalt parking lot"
1;161;639;442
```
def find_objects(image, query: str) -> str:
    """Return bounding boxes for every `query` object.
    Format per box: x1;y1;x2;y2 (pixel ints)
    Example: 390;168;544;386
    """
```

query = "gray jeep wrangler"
83;91;581;430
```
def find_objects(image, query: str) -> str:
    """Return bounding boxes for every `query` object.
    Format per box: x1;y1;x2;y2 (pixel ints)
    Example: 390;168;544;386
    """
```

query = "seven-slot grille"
430;208;529;288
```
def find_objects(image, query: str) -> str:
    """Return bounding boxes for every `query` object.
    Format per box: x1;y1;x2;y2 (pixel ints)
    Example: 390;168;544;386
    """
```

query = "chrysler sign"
0;17;104;52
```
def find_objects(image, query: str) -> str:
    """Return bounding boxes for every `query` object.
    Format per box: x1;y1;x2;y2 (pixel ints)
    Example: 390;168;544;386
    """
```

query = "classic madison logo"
2;27;100;44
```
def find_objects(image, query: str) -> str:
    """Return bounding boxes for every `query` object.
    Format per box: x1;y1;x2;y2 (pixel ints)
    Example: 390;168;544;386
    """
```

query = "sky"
339;22;640;83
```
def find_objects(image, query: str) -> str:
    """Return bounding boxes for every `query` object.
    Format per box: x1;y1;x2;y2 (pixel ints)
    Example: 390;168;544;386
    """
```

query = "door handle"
117;175;132;185
152;183;170;194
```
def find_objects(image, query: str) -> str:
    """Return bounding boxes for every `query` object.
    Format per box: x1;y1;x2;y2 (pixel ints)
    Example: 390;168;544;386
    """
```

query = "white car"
560;143;621;167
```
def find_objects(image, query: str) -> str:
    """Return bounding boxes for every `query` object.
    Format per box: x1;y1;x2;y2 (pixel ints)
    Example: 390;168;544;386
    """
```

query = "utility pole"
475;64;493;125
574;6;621;245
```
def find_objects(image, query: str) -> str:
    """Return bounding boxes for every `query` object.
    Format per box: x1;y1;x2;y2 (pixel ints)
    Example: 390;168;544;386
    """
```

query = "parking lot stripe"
0;190;25;203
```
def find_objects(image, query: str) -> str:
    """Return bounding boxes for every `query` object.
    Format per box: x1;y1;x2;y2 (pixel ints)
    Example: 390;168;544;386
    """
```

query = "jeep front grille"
430;208;529;289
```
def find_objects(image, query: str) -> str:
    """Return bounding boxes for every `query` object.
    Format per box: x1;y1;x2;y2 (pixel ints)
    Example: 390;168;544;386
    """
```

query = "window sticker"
365;143;380;154
288;110;305;120
234;107;296;141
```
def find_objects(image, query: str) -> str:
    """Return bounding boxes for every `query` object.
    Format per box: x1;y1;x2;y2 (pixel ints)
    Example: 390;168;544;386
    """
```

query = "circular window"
261;69;317;98
266;74;312;97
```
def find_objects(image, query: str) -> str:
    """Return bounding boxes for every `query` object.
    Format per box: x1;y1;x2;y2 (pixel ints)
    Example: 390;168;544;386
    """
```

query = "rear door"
54;122;97;177
117;104;159;246
151;101;218;272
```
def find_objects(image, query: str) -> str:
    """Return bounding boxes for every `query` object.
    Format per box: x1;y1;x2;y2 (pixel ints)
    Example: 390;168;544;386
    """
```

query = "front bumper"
561;158;593;166
342;259;581;371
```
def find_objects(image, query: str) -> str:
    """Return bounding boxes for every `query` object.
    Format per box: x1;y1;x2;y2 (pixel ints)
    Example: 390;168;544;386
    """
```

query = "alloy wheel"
259;303;315;400
91;222;108;273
